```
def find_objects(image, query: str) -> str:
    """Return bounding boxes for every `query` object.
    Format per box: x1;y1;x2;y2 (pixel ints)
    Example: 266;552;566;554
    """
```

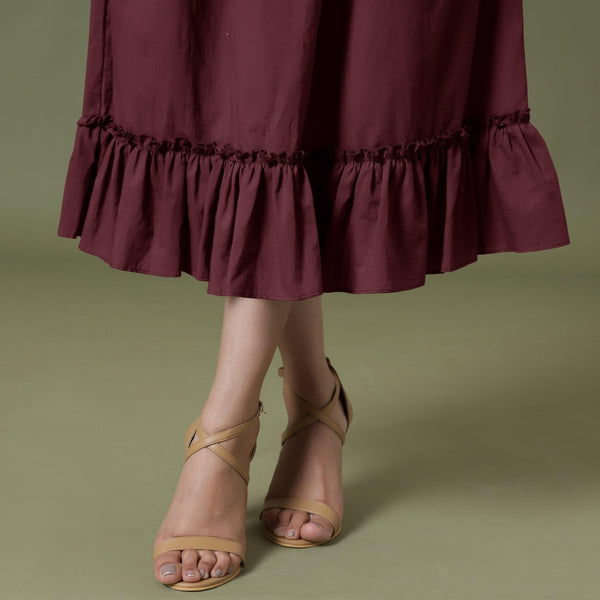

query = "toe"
300;513;334;542
273;509;294;537
155;550;182;584
181;549;201;582
210;551;231;578
198;550;218;580
261;508;282;533
285;510;310;539
228;553;242;574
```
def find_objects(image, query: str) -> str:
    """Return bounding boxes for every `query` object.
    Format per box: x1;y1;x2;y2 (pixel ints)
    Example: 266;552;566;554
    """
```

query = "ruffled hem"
57;107;570;300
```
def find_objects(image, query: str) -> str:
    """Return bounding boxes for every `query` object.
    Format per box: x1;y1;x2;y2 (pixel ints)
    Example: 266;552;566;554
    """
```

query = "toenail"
213;568;223;577
274;526;285;536
286;529;296;537
200;569;207;579
309;514;322;527
185;569;195;578
160;564;177;576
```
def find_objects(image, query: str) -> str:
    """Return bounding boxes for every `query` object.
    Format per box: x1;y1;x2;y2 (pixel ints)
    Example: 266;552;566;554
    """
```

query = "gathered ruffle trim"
58;107;570;300
75;108;531;165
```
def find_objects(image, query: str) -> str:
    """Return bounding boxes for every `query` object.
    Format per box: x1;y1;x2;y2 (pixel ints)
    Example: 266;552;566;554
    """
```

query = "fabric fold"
57;107;570;300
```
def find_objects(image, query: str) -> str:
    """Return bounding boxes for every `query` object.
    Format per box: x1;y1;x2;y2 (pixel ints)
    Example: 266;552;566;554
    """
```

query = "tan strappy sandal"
153;400;265;591
259;356;353;547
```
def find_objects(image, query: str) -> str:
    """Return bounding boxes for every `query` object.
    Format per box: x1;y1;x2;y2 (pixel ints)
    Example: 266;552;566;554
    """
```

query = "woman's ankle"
200;394;262;435
281;359;336;410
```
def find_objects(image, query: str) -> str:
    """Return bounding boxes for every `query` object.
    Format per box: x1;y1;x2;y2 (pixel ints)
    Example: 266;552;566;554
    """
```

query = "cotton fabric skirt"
57;0;571;301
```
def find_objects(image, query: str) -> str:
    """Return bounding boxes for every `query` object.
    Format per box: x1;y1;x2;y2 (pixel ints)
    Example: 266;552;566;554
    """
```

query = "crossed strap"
259;359;351;536
153;401;265;563
277;364;348;446
183;400;265;486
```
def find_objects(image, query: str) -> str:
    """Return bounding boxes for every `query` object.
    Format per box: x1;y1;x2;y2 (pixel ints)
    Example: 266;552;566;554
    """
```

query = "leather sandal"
153;400;266;591
259;356;353;547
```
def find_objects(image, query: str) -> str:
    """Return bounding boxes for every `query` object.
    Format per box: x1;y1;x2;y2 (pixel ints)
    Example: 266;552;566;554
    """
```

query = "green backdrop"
1;1;598;599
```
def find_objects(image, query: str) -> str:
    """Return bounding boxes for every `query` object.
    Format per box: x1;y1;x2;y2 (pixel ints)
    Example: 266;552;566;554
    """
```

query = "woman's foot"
153;403;261;586
260;363;348;543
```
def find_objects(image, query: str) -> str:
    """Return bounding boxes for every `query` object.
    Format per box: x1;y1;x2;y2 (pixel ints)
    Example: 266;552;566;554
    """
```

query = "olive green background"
1;1;599;599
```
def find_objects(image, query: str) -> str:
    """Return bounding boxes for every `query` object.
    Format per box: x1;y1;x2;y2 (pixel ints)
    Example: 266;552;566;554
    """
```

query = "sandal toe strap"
260;496;341;536
153;535;246;565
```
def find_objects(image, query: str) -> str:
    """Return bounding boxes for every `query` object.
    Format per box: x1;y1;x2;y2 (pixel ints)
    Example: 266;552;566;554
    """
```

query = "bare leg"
153;296;292;586
260;295;349;543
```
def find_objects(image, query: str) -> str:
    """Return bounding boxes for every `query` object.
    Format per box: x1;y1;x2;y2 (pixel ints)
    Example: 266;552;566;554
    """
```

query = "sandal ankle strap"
183;400;265;486
277;357;352;446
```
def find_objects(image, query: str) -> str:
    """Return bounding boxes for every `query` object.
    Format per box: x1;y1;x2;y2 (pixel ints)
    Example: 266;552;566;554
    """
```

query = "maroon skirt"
57;0;571;301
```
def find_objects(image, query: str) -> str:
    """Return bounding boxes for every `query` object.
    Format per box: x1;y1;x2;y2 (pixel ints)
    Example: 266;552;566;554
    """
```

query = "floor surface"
2;241;598;599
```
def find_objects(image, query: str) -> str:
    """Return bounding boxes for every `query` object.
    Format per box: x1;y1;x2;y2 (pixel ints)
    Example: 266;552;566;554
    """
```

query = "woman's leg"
260;295;350;543
154;296;292;586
